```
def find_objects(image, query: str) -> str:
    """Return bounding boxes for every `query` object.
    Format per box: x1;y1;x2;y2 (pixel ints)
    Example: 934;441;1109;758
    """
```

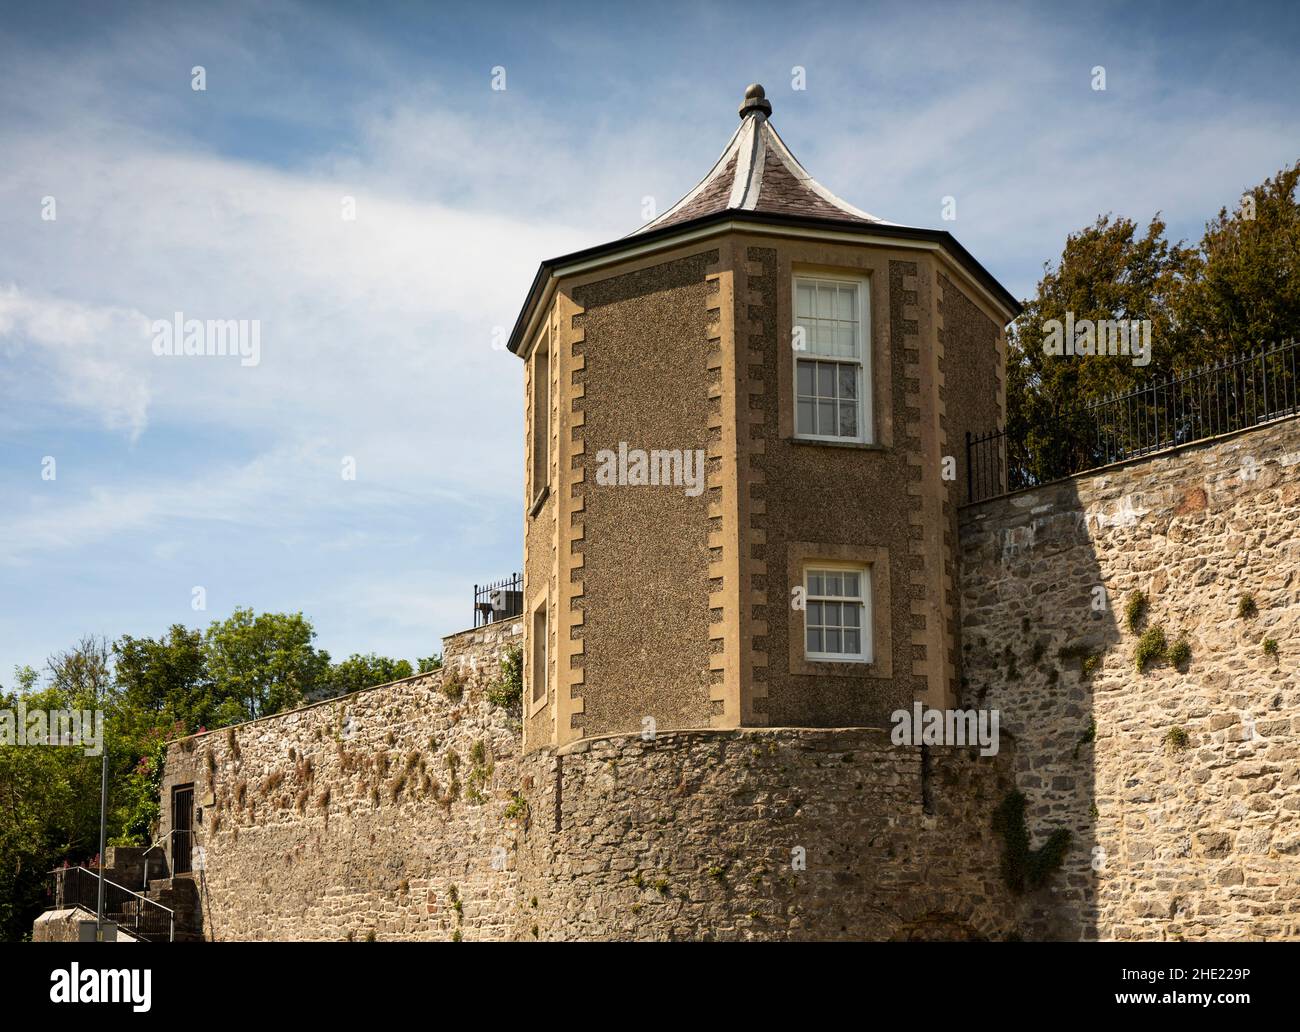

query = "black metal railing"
473;572;523;627
967;341;1300;502
50;866;175;942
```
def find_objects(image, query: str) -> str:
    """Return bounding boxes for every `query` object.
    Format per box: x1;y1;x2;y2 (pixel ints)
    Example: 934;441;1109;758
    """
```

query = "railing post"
965;431;974;503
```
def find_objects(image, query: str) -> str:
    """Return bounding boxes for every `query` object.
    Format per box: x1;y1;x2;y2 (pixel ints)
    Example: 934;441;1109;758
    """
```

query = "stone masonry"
159;619;526;941
961;417;1300;940
155;416;1299;941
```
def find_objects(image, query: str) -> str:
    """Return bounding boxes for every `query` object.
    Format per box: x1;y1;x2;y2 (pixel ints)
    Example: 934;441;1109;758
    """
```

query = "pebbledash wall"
160;417;1300;941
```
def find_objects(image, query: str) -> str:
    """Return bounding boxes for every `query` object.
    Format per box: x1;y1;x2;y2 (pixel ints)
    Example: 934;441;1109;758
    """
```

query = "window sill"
791;437;885;452
528;484;550;519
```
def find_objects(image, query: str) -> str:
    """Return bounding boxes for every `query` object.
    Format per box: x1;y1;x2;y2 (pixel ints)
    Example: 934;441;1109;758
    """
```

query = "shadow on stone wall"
960;476;1121;940
960;415;1300;941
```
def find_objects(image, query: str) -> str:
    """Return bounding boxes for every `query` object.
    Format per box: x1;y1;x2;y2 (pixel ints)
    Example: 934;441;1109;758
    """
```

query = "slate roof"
631;83;892;235
507;84;1022;354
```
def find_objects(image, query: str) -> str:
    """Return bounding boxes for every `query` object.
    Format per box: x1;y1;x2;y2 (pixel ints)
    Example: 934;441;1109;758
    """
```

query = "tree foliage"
0;608;416;940
1006;160;1300;477
313;653;415;702
202;608;330;721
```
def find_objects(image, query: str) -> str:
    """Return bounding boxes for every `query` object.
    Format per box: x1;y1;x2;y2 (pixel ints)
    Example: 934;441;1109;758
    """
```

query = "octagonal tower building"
509;84;1020;753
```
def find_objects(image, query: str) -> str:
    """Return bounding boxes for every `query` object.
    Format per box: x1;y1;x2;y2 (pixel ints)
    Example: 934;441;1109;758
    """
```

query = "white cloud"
0;286;154;438
3;0;1299;677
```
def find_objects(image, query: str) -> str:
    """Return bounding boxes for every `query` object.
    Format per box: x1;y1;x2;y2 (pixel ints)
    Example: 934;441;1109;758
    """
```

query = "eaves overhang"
507;208;1022;357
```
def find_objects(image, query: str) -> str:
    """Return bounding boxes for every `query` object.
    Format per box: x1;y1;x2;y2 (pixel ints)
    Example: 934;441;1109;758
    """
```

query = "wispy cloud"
2;0;1298;679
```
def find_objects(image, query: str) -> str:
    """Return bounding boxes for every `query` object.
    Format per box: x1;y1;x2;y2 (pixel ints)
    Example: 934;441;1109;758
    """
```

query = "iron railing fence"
473;572;523;627
967;341;1300;503
50;865;175;942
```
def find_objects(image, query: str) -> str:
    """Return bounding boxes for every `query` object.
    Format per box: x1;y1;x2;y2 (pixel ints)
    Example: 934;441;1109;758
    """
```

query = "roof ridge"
632;83;889;235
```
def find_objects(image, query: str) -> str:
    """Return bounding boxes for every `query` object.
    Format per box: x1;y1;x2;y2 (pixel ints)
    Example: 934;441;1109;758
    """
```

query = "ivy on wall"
992;790;1071;893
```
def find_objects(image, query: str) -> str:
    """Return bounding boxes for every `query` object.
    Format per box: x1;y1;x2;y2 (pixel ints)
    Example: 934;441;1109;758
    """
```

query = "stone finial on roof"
738;83;772;119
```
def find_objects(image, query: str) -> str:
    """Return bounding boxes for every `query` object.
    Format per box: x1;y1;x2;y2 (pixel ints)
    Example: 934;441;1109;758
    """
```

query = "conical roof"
506;84;1021;354
633;83;892;235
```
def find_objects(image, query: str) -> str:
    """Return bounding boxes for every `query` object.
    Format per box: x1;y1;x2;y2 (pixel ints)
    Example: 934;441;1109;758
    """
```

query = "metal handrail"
473;572;523;627
51;865;175;942
967;340;1300;502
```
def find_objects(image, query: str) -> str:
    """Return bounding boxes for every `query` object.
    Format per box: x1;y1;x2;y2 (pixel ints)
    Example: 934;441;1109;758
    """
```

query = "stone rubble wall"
960;417;1300;940
514;729;1018;941
155;417;1300;941
162;617;1020;940
161;620;526;941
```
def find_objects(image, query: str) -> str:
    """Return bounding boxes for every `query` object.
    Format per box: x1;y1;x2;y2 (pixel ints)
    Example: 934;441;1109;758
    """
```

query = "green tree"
0;663;113;941
1006;214;1193;482
114;625;214;733
45;635;114;707
1006;160;1299;481
316;653;415;701
1177;161;1300;359
203;608;330;721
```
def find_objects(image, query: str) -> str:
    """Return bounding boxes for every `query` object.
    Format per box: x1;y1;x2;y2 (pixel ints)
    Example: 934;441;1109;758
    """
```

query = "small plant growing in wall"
441;671;465;702
1167;636;1192;670
991;790;1071;894
1134;625;1168;673
504;793;529;822
1164;726;1190;752
1072;719;1096;760
1124;590;1148;634
465;739;493;804
487;646;523;709
1237;594;1258;619
1263;637;1279;659
1058;643;1100;679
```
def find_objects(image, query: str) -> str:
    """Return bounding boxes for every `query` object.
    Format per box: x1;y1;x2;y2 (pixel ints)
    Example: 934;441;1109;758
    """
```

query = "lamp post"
96;744;107;938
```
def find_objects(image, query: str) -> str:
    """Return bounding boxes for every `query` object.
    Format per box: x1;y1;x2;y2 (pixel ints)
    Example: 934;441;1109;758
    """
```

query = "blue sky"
2;0;1298;683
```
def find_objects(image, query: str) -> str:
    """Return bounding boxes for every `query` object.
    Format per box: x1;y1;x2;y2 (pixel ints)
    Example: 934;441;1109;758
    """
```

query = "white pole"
96;746;107;938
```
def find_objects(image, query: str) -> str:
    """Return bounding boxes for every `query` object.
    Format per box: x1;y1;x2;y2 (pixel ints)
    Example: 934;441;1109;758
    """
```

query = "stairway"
143;877;202;941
